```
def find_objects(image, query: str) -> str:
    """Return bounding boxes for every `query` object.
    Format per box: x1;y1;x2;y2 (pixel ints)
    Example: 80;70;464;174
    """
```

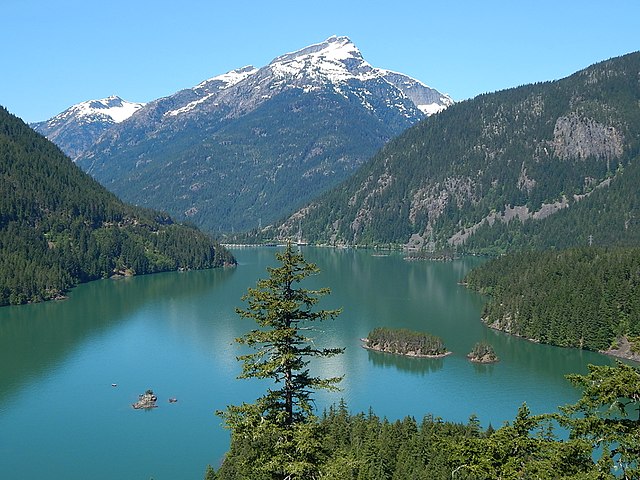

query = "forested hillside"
464;247;640;353
462;153;640;253
0;106;234;306
269;52;640;251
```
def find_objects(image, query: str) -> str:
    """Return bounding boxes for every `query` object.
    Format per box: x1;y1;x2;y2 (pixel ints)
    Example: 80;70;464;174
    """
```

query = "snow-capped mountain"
32;96;144;158
159;35;452;121
73;36;452;233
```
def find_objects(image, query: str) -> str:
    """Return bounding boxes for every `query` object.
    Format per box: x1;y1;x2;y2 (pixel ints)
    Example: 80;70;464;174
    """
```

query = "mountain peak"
31;96;146;159
49;96;145;125
268;35;375;84
271;35;360;65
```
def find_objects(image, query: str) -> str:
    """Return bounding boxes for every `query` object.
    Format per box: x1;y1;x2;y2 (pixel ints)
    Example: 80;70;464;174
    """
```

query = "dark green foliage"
464;247;640;351
365;327;447;356
228;244;343;426
0;106;235;306
215;401;605;479
451;404;599;479
269;52;640;250
204;465;216;480
559;362;640;478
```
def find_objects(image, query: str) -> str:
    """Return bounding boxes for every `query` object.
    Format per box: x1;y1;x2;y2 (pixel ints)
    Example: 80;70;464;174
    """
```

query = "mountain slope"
72;36;452;233
0;106;234;306
32;95;144;159
269;52;640;250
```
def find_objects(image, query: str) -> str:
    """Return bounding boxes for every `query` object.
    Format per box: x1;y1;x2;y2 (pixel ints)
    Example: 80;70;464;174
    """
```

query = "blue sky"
3;0;638;123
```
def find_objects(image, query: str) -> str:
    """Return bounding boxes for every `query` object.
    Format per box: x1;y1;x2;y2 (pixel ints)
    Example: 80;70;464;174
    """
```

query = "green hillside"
0;106;234;306
268;52;640;251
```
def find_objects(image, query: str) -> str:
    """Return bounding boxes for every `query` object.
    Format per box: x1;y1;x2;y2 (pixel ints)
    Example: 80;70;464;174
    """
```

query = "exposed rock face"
600;336;640;363
517;163;536;194
553;113;624;162
409;176;476;225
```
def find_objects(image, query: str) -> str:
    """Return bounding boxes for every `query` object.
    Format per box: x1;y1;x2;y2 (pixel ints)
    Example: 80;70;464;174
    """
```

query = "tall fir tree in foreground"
218;244;343;478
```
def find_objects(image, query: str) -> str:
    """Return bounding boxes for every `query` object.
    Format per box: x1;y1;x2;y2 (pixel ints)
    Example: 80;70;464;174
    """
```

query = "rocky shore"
600;336;640;363
361;338;452;359
132;390;158;409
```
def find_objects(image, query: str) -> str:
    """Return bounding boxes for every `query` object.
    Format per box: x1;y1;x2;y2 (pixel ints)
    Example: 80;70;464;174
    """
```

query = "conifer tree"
559;362;640;478
217;244;343;478
232;243;343;426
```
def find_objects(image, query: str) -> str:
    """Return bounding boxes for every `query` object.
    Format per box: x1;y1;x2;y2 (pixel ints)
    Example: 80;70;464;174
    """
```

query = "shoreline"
361;342;452;359
599;336;640;363
485;319;640;363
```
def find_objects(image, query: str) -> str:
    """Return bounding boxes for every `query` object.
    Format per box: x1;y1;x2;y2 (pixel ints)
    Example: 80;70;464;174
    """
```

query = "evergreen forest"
464;247;640;352
0;106;235;306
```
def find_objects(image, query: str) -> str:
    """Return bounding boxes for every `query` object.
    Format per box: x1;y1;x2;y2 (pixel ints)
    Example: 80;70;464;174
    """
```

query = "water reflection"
367;349;445;375
0;267;236;404
471;361;497;375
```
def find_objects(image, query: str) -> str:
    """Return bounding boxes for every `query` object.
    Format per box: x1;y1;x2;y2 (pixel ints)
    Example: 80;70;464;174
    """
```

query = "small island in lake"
362;327;451;358
132;389;158;409
467;342;499;363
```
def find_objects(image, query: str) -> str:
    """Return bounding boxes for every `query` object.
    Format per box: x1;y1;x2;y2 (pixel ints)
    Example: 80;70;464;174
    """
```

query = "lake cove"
0;247;615;480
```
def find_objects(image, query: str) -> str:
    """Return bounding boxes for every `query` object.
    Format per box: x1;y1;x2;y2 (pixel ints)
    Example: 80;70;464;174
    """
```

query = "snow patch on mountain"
195;65;258;91
166;66;259;117
268;35;378;84
47;96;144;125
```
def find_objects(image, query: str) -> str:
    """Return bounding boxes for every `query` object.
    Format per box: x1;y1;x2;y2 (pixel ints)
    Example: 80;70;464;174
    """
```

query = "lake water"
0;247;614;479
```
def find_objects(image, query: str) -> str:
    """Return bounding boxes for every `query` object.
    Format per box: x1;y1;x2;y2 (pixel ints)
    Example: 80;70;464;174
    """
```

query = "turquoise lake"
0;247;615;479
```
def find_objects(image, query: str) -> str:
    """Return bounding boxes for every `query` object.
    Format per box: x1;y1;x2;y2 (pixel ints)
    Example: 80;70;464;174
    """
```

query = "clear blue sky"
3;0;638;123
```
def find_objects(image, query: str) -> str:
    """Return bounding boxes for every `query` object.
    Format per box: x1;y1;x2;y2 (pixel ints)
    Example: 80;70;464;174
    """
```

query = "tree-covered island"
362;327;450;358
467;341;499;363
